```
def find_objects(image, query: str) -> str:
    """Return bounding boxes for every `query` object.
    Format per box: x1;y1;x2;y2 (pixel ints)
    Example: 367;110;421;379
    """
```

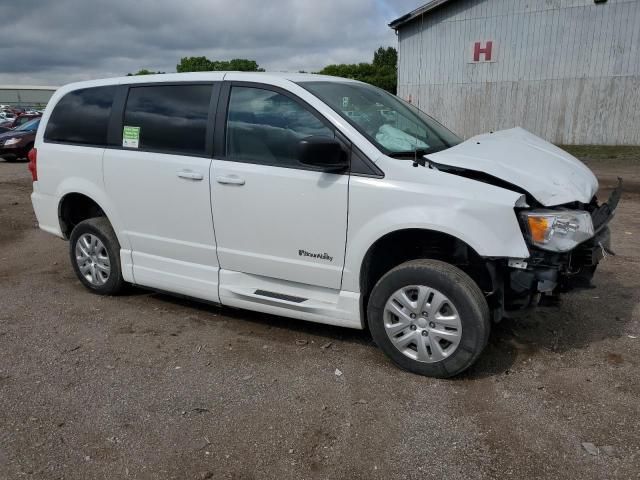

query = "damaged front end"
422;128;622;317
504;179;622;313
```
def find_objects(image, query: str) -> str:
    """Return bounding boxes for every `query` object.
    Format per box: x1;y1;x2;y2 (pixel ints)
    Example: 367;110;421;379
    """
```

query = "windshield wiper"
387;148;429;159
387;145;449;160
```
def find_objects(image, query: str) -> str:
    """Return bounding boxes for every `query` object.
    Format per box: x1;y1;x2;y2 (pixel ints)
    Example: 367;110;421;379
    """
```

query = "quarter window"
226;86;333;167
123;84;212;156
44;86;116;145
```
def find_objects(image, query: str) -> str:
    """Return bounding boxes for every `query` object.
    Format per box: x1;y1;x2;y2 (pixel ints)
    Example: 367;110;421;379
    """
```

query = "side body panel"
30;142;107;239
210;76;358;325
218;270;361;329
341;157;530;293
103;149;219;302
211;160;348;290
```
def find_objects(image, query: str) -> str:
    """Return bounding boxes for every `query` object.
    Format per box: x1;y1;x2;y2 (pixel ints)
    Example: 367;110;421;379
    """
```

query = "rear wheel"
367;259;490;378
69;218;124;295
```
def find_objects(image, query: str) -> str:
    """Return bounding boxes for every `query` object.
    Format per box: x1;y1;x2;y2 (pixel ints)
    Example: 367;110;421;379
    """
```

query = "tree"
372;46;398;69
175;56;214;72
317;46;397;94
227;59;264;72
176;56;264;73
126;69;164;76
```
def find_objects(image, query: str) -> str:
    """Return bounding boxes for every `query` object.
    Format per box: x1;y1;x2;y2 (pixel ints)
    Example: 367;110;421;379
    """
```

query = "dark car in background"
0;117;39;161
0;113;41;129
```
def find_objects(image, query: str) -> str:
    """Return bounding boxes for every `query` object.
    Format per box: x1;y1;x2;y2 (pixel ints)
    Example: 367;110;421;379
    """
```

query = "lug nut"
422;311;428;317
429;322;436;328
410;325;417;331
410;313;416;319
421;330;428;337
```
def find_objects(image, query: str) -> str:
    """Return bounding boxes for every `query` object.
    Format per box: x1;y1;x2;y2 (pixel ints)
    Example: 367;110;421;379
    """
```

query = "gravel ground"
1;150;639;479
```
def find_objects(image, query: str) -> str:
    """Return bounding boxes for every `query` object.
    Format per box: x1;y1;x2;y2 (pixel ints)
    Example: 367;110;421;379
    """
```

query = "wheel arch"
57;190;123;246
357;228;500;329
53;175;129;247
58;192;110;238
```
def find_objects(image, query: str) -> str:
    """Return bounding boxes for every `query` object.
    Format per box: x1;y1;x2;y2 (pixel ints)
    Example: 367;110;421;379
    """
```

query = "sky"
0;0;420;86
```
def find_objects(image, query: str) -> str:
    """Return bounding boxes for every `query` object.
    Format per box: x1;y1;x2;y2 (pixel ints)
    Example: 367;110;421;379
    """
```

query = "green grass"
558;145;640;162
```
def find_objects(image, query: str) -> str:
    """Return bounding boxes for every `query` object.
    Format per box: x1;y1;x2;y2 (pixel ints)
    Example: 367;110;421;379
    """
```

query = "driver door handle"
216;175;245;186
177;170;204;181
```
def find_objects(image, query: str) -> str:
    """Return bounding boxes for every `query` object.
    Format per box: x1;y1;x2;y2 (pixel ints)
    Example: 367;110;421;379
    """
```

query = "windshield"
15;118;40;131
299;81;460;156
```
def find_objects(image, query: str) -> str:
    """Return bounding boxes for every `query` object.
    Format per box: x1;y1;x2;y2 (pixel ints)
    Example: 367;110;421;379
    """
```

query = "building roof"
389;0;457;29
0;85;58;91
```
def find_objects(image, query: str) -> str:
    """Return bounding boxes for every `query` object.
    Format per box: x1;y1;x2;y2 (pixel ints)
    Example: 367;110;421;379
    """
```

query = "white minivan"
29;72;620;377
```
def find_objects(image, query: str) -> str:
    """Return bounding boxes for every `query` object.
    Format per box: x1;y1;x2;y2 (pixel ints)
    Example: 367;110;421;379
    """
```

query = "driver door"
211;83;349;290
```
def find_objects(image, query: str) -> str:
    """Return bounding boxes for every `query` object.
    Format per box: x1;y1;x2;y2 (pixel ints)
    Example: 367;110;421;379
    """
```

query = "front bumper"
505;179;622;307
0;143;28;158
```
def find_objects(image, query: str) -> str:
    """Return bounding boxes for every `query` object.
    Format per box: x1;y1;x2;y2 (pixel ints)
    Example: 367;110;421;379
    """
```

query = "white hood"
427;127;598;206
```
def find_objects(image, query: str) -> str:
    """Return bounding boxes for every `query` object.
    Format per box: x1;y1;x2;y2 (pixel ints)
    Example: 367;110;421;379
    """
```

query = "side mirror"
298;136;348;172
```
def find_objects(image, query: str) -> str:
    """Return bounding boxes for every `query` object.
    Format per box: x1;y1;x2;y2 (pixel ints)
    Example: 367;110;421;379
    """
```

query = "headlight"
520;210;594;252
4;137;21;146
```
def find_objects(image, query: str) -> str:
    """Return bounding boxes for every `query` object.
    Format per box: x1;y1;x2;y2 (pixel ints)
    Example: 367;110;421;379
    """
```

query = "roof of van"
56;72;362;92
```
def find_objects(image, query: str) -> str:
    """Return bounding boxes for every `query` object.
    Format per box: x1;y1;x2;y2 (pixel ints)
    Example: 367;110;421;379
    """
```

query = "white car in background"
28;72;620;377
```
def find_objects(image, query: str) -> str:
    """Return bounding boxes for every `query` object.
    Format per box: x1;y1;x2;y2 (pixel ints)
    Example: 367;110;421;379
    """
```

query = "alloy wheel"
75;233;111;286
383;285;462;363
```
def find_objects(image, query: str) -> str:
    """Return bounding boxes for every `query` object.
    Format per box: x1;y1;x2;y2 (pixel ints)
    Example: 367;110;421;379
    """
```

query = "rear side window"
123;84;212;156
44;86;116;145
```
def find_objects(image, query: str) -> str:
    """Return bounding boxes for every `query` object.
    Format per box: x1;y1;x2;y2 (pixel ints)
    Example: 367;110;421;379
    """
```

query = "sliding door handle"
216;175;245;186
177;170;204;181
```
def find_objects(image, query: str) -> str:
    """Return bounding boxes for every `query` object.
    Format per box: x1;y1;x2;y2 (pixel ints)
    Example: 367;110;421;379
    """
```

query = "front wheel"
367;259;490;378
69;217;124;295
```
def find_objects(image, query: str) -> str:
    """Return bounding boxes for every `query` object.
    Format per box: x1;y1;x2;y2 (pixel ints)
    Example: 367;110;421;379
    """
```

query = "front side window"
123;84;212;156
44;86;116;145
300;81;460;157
226;86;333;167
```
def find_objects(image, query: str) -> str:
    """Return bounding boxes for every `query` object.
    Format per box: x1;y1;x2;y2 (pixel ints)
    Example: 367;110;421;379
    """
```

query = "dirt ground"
1;149;639;480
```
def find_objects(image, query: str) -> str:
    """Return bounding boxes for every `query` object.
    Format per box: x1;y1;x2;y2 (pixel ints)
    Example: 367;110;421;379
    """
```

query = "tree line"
127;46;397;93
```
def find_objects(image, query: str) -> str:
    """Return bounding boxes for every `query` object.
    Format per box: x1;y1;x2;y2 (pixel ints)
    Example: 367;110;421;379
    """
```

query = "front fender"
341;171;530;292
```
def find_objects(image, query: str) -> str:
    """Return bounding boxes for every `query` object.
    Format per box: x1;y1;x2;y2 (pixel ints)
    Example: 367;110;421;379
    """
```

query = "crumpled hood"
426;127;598;206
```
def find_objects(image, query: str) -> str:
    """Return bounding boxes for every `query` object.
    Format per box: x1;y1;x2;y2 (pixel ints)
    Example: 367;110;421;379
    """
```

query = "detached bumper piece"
506;179;622;309
591;177;622;232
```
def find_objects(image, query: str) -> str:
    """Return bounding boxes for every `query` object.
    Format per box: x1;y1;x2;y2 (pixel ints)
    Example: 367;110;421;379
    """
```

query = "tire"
367;259;490;378
2;143;32;162
19;143;34;161
69;217;124;295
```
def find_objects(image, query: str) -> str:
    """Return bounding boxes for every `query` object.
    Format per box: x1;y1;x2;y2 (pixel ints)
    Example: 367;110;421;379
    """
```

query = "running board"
218;270;362;329
253;289;307;304
223;285;330;311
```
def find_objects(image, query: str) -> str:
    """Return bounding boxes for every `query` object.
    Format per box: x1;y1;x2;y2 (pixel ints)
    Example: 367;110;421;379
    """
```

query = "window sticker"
122;126;140;148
